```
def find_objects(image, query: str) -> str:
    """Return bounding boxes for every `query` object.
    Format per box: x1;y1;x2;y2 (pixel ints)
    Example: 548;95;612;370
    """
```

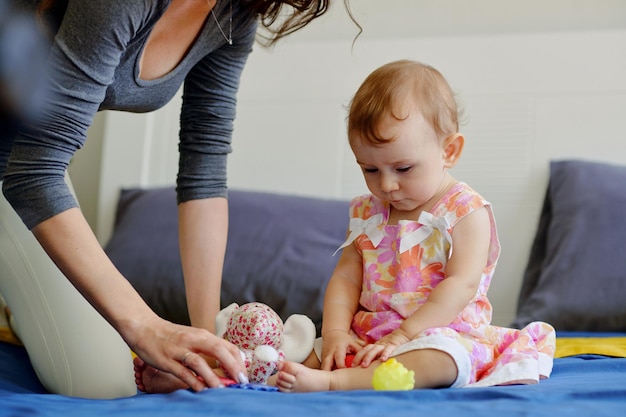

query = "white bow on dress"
399;211;453;256
333;213;384;256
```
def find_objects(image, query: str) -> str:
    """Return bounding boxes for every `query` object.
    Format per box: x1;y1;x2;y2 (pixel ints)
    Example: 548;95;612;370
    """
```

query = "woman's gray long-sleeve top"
1;0;258;229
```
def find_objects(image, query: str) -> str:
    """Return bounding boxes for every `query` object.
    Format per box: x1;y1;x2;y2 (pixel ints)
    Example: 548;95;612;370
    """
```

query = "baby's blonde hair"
348;60;460;145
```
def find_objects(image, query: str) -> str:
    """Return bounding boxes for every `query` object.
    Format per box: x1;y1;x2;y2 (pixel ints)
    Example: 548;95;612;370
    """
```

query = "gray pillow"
104;187;349;335
511;160;626;331
105;187;188;324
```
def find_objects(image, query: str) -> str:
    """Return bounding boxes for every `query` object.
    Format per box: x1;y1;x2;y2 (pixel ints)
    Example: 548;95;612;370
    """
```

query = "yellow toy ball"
372;358;415;391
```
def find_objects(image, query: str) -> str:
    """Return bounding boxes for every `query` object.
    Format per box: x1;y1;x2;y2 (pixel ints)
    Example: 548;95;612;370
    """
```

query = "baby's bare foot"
275;361;332;392
133;356;187;393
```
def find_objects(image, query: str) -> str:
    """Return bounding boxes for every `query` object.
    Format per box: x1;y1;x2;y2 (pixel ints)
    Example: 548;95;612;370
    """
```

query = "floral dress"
336;182;555;387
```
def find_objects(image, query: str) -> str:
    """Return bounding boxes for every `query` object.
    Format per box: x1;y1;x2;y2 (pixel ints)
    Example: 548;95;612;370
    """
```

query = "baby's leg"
276;348;457;392
301;349;322;368
0;181;136;398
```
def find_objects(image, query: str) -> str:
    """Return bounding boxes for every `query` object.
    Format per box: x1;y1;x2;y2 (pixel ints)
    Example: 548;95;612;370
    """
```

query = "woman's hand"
351;330;410;368
320;329;364;371
125;314;247;391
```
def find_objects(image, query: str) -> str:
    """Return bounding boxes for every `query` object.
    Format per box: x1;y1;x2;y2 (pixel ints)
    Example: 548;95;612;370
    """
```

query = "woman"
0;0;350;398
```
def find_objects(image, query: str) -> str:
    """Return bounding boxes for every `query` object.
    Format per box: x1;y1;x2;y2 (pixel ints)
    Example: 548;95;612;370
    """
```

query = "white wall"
73;0;626;326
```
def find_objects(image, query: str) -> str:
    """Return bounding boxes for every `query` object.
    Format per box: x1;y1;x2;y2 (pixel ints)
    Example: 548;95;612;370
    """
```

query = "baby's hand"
320;330;364;371
352;331;410;368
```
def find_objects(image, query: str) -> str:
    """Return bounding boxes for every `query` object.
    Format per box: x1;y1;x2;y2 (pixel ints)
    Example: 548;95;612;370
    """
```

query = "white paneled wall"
78;1;626;326
226;30;626;326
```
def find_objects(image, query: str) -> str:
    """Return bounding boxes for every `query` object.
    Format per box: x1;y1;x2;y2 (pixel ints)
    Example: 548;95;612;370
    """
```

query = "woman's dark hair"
34;0;66;36
248;0;358;46
36;0;358;46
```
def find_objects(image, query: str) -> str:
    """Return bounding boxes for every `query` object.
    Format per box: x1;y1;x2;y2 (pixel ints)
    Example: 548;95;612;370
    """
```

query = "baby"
275;60;556;392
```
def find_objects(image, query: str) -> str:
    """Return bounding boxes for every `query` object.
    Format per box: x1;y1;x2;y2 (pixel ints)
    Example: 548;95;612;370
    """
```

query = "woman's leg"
0;181;136;399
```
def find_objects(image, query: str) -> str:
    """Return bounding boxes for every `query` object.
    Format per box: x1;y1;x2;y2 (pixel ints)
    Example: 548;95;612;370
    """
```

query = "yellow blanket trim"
0;326;22;346
556;337;626;358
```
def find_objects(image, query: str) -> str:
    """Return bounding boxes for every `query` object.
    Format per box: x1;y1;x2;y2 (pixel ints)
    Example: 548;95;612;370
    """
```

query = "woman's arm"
31;206;246;390
178;197;228;333
175;10;257;331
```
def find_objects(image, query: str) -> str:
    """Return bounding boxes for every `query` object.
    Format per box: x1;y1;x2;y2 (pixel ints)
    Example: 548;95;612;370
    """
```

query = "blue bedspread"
1;341;625;417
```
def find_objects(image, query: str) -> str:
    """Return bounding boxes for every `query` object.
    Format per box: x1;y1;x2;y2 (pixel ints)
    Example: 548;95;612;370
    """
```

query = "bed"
2;334;626;416
1;159;626;416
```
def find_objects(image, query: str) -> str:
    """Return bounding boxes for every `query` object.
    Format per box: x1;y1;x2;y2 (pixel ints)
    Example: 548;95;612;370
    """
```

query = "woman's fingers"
177;330;248;389
196;338;249;386
173;351;214;391
131;319;248;391
176;350;225;390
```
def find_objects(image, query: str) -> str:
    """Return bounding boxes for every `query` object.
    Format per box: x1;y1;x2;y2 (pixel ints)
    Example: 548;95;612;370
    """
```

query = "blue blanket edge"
2;336;626;417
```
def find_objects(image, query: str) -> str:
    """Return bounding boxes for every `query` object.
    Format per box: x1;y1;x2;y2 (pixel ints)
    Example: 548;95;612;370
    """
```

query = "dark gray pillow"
104;187;349;335
511;160;626;331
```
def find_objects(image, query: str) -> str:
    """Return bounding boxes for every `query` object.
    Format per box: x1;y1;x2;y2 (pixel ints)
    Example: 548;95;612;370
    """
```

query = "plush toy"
215;302;316;384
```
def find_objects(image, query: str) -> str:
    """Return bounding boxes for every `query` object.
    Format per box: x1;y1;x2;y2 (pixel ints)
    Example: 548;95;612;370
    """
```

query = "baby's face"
351;110;448;216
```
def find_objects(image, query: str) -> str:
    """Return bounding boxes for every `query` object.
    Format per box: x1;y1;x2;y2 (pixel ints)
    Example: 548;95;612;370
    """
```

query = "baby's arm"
355;207;492;366
319;243;364;370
